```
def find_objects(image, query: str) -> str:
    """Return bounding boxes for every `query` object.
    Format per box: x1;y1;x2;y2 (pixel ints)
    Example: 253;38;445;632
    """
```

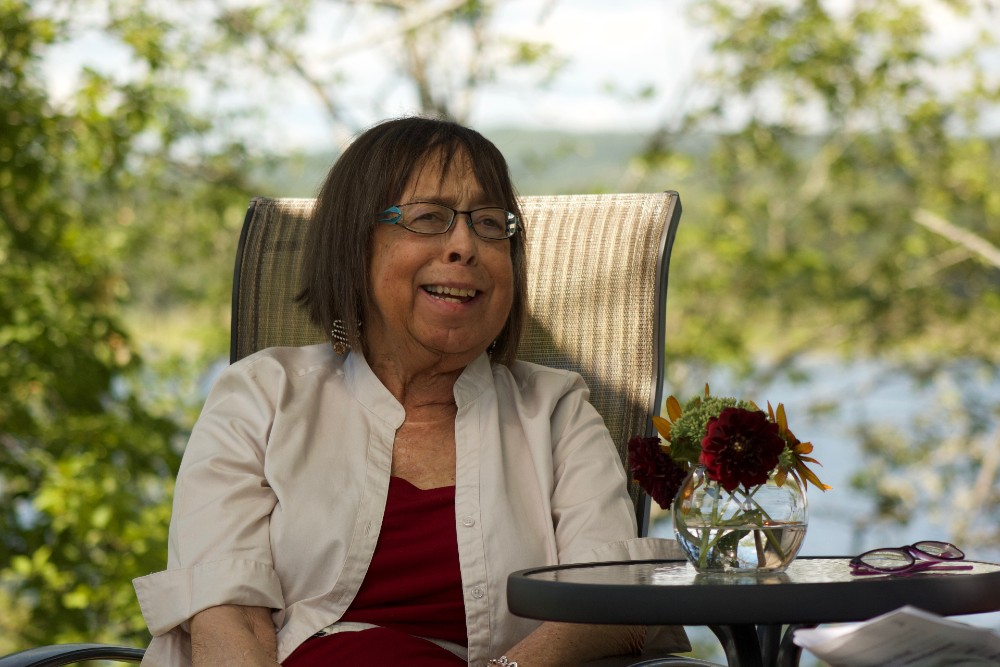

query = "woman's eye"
477;213;503;228
409;207;449;223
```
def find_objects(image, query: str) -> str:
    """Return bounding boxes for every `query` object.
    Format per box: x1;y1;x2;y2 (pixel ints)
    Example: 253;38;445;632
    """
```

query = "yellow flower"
770;402;832;491
651;393;683;447
652;383;709;447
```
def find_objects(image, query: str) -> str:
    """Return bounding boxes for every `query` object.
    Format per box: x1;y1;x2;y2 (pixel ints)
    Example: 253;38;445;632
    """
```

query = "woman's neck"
366;351;469;410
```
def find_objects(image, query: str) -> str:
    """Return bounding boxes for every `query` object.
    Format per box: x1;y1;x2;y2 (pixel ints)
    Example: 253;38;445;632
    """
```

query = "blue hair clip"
376;206;403;224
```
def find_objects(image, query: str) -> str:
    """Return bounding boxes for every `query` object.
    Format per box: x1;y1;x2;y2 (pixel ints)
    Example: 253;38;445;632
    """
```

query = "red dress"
283;476;467;666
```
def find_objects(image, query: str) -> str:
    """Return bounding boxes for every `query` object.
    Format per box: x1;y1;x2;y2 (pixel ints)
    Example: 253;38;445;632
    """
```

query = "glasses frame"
376;202;521;240
849;540;971;576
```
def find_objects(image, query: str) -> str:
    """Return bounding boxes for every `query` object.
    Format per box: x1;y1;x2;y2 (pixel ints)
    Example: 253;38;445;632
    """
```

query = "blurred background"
2;0;998;662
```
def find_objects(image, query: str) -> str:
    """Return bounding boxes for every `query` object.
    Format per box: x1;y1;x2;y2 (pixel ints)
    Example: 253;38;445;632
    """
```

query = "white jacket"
133;344;685;665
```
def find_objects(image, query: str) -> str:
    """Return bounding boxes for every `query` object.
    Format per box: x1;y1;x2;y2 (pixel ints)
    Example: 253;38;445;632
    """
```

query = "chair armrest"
583;656;726;667
0;643;144;667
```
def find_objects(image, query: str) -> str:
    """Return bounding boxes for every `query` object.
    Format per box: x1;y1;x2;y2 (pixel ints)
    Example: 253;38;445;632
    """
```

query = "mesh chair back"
231;193;682;534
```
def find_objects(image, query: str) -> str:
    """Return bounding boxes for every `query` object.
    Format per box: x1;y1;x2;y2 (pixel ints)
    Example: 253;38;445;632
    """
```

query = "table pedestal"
710;624;809;667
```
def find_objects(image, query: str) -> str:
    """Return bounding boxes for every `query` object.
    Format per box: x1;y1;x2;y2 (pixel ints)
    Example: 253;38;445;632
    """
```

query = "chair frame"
0;644;143;667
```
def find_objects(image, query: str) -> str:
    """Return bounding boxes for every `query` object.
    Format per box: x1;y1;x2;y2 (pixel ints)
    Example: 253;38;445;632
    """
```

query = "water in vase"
676;521;808;572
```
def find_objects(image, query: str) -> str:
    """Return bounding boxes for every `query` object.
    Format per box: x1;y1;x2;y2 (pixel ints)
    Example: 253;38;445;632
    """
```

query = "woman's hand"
191;605;279;667
501;621;645;666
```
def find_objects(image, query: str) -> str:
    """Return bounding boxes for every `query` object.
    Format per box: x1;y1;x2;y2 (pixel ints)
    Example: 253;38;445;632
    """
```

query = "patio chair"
230;193;681;530
0;191;718;667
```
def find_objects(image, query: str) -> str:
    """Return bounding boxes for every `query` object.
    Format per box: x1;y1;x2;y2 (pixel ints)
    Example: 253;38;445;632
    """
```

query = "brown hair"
297;116;527;367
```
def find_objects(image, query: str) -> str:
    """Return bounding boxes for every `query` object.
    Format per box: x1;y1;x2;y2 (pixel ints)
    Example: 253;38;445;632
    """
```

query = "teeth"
425;285;477;298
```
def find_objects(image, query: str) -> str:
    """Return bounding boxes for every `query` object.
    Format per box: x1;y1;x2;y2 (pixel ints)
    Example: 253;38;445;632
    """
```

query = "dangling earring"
330;320;350;355
488;340;497;356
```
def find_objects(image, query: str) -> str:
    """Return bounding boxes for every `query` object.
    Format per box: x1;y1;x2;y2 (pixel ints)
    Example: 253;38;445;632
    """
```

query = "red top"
340;476;468;645
283;476;467;666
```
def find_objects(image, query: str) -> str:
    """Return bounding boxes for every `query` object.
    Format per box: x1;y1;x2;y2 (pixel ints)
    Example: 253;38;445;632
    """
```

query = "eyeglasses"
376;202;520;240
849;541;973;576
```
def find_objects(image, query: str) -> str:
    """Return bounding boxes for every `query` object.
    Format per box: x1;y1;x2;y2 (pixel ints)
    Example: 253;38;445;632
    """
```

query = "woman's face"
364;149;515;369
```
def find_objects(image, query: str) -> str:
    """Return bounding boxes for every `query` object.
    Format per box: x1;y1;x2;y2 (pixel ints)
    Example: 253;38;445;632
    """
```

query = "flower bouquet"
628;385;830;573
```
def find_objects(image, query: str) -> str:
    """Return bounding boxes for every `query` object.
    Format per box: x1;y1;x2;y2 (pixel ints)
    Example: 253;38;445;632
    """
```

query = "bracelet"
487;657;517;667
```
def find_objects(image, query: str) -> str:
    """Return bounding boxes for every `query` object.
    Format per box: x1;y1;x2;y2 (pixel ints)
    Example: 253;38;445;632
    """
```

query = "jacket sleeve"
133;358;285;648
547;371;690;654
545;371;687;564
544;371;638;563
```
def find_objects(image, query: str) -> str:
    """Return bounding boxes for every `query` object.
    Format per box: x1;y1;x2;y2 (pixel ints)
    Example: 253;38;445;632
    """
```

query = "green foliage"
632;0;1000;549
1;0;177;648
656;0;1000;368
0;0;254;650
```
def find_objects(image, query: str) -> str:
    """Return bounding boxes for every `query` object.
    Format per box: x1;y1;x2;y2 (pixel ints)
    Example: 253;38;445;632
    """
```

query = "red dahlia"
627;435;688;510
699;407;784;492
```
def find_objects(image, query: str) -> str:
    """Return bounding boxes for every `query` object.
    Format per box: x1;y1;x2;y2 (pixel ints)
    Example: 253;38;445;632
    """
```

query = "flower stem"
743;484;787;563
753;529;765;566
699;481;721;568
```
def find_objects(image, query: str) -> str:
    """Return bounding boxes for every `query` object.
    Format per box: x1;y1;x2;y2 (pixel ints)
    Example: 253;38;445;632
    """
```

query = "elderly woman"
133;117;686;666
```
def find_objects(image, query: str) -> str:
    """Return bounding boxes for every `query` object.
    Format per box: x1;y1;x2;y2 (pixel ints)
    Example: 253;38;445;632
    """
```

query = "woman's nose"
443;213;478;264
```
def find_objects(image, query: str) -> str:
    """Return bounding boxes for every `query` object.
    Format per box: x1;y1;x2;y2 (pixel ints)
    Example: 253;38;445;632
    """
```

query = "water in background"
649;356;1000;657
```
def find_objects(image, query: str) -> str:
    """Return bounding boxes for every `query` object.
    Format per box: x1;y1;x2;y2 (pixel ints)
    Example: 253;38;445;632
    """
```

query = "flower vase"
672;465;808;573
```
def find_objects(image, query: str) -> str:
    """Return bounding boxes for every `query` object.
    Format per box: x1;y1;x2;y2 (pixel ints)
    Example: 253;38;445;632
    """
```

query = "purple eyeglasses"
850;540;973;576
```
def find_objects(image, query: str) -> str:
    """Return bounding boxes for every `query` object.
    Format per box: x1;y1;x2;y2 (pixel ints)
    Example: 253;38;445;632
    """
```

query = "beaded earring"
330;320;350;355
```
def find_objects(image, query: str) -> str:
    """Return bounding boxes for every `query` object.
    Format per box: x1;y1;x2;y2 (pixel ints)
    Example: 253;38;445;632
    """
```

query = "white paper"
792;605;1000;667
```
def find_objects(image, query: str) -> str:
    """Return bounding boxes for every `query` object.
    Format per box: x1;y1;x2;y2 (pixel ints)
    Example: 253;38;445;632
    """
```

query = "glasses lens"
400;203;453;233
471;208;515;239
913;541;964;560
859;548;915;571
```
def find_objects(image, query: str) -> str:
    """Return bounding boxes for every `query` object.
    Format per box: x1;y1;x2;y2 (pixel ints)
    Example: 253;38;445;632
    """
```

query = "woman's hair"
297;116;527;367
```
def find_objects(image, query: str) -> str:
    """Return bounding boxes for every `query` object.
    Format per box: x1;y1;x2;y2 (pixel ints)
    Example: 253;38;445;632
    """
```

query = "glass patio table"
507;556;1000;667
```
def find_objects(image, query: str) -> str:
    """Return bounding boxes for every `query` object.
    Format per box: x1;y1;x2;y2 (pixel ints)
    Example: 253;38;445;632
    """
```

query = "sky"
237;0;709;148
41;0;1000;150
41;0;706;149
441;0;707;131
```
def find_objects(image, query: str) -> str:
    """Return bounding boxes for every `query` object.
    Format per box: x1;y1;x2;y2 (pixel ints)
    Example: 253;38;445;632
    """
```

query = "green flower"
662;387;754;465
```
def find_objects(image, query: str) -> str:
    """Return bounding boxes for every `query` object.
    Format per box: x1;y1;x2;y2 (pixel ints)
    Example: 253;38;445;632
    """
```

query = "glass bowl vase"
672;465;808;573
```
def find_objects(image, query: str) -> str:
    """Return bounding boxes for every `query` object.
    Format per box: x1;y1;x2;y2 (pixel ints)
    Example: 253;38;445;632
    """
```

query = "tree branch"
320;0;474;62
953;431;1000;544
913;208;1000;270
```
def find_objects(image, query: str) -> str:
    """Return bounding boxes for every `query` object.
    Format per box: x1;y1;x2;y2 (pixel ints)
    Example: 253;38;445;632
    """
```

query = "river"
647;356;1000;663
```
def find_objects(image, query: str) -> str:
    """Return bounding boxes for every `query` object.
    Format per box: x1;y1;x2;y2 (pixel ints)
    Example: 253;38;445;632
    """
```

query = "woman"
133;117;687;666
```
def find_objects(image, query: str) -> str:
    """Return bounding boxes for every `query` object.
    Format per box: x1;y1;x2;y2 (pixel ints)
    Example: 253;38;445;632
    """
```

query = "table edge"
507;557;1000;626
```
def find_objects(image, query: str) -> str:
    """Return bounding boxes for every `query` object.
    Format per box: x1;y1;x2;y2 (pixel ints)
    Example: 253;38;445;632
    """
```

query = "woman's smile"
422;284;479;304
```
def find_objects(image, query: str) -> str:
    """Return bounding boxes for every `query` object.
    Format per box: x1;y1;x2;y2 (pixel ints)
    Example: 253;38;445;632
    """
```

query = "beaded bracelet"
487;657;518;667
